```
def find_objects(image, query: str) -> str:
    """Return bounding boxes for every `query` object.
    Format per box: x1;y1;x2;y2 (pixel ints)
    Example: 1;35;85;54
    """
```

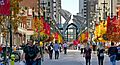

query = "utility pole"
101;0;108;23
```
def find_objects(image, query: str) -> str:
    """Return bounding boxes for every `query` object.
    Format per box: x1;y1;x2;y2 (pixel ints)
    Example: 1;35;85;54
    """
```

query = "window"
26;19;32;29
48;2;50;6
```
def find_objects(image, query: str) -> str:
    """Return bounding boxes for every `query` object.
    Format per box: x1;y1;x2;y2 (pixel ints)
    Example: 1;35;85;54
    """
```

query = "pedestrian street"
43;50;120;65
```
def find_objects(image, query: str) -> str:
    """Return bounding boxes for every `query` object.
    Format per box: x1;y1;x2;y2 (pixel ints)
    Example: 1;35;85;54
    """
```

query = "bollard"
10;54;15;65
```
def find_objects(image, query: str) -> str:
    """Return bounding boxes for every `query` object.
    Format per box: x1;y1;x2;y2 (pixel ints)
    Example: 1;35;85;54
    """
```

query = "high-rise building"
40;0;61;24
79;0;84;17
97;0;118;19
78;0;97;21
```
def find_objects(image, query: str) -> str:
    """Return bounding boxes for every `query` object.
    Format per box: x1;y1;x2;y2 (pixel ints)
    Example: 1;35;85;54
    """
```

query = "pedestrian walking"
116;44;120;60
48;42;53;59
92;42;96;54
63;42;67;54
53;41;60;59
78;43;81;50
59;43;62;53
35;42;42;65
108;42;118;65
97;43;105;65
83;43;92;65
22;40;40;65
80;43;84;54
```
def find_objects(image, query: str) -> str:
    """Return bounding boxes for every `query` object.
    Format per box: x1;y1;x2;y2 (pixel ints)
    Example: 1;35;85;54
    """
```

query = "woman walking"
97;43;105;65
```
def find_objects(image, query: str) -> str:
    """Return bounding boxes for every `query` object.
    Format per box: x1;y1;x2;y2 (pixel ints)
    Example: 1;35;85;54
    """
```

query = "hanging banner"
44;22;50;35
0;0;10;15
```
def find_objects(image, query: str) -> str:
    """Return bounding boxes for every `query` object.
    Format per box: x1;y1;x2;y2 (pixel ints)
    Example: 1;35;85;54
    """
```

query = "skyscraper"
40;0;61;24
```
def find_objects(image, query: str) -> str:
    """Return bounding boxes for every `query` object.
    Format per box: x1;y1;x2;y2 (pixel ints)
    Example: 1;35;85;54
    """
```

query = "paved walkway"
43;50;120;65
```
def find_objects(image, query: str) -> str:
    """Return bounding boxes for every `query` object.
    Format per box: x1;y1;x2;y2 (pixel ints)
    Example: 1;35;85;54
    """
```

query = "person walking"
22;40;40;65
92;42;96;54
81;43;84;54
63;42;67;54
116;44;120;60
97;43;105;65
53;41;60;59
59;43;62;53
35;42;42;65
108;42;118;65
78;43;81;50
83;43;92;65
48;42;53;59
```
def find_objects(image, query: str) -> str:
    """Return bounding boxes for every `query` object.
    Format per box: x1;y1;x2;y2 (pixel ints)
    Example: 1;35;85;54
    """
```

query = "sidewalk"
43;50;120;65
79;51;120;65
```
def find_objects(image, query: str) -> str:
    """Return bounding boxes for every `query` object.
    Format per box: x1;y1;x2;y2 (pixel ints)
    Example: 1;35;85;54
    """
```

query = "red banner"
0;0;10;15
54;32;58;40
107;16;111;33
73;40;79;45
44;22;50;35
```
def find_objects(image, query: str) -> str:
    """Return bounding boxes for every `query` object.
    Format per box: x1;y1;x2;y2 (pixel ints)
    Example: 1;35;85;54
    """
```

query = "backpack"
25;45;39;59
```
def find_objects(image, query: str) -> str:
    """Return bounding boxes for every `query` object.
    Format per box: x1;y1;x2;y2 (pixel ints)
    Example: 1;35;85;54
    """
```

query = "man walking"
48;42;53;59
83;43;92;65
54;41;59;59
22;40;40;65
63;42;67;54
108;42;118;65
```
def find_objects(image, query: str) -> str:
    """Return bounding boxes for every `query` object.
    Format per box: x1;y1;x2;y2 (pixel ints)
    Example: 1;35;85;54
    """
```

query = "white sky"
61;0;79;24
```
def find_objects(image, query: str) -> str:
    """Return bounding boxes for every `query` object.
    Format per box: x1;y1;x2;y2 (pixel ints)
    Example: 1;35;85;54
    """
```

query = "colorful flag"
0;0;10;15
54;32;58;40
44;22;50;35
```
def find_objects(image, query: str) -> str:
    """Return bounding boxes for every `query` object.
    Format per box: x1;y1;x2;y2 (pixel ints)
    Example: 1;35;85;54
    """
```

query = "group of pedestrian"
82;42;120;65
47;41;68;60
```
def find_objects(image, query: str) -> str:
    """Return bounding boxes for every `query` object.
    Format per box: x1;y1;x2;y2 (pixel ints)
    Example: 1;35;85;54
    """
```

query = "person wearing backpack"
108;42;118;65
22;40;40;65
83;43;92;65
97;43;105;65
48;42;53;59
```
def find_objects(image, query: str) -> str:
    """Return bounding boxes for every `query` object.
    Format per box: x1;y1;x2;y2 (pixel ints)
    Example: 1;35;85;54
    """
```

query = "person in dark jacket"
83;43;92;65
108;42;118;65
22;40;40;65
116;44;120;60
97;43;105;65
48;42;53;59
